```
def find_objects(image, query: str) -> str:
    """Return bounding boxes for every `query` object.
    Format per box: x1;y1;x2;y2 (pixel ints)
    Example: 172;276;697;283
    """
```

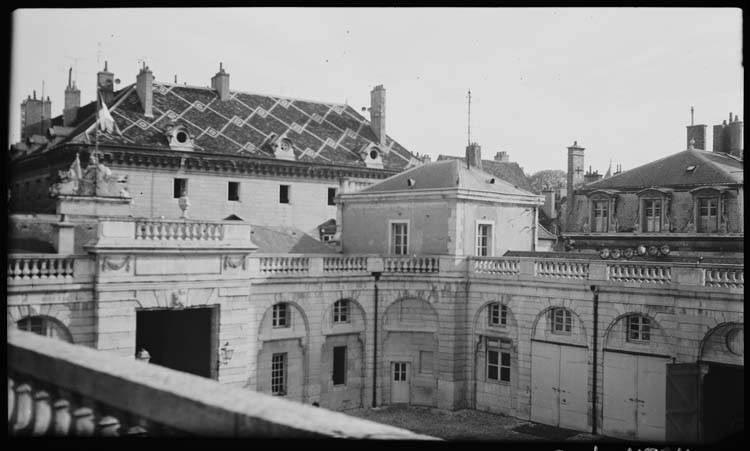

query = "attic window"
407;178;416;187
175;130;189;144
685;165;696;172
370;149;379;160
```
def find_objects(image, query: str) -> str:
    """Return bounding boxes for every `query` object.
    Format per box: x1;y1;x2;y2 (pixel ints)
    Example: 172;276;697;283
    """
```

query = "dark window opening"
176;131;188;144
328;187;337;206
271;353;287;395
280;185;290;204
228;182;240;201
332;346;347;385
174;178;188;198
272;303;289;328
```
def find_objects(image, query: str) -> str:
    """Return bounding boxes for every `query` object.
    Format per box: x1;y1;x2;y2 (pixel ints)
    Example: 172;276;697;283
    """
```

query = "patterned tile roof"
436;155;534;192
54;82;419;171
582;148;743;190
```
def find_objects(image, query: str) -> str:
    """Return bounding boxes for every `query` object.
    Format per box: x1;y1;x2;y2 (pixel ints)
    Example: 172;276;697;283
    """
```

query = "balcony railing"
607;263;672;284
8;330;435;439
259;256;310;275
135;220;225;241
7;255;75;281
384;256;440;274
323;256;368;273
703;266;744;288
535;259;589;280
473;257;519;275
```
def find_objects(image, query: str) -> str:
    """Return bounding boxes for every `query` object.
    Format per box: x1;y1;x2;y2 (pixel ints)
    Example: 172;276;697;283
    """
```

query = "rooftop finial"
689;137;695;150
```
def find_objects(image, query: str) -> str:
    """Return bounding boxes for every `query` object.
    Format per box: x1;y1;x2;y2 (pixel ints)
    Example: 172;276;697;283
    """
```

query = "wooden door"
531;341;589;430
531;341;559;425
391;361;410;404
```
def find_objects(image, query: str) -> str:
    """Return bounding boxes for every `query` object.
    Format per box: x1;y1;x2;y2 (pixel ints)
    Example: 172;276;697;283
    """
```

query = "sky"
8;8;743;175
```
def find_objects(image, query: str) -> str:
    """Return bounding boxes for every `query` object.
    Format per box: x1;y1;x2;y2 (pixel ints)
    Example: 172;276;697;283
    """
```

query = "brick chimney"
136;63;154;118
20;90;52;140
465;142;482;169
494;151;510;162
713;112;744;158
63;67;81;127
686;124;707;150
97;61;115;105
566;141;585;193
370;85;386;145
211;63;230;101
542;188;557;219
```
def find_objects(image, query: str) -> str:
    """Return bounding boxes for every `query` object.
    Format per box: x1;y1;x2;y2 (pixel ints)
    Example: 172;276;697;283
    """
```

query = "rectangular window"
279;185;290;204
272;303;289;328
476;223;492;256
500;351;511;382
699;198;719;233
552;308;572;334
487;349;511;382
419;351;434;374
393;362;407;381
627;315;651;342
391;222;408;255
327;187;337;206
333;300;349;323
228;181;240;201
332;346;347;385
174;178;187;198
593;200;609;232
271;353;287;395
643;199;662;232
488;303;507;327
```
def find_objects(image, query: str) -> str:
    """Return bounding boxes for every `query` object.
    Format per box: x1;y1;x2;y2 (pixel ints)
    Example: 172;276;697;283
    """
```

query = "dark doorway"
701;364;744;443
136;307;217;379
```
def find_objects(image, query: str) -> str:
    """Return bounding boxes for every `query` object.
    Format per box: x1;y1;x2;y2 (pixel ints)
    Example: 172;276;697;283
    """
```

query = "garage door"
603;351;670;441
530;341;589;431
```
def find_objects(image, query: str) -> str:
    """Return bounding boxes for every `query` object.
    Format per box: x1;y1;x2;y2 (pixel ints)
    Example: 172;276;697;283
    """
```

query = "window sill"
486;379;511;385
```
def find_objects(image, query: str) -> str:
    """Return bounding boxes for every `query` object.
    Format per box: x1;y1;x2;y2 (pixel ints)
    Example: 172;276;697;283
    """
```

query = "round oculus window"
369;150;379;160
175;131;188;144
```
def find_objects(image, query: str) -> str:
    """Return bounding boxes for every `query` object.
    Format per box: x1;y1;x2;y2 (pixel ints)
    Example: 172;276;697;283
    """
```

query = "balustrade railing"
323;256;368;273
134;220;225;241
607;263;672;284
703;267;744;288
7;256;76;281
473;258;519;275
384;256;440;274
535;260;589;280
259;256;310;274
8;330;433;439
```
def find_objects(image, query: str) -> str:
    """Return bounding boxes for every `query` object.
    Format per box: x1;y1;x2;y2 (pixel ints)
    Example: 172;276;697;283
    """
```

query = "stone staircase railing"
7;330;436;439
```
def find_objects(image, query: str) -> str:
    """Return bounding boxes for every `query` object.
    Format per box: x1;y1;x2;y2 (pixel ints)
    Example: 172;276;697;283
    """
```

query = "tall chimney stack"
97;61;115;105
20;90;52;140
566;140;585;193
465;142;482;169
63;67;81;126
211;62;230;101
686;108;707;151
136;63;154;118
370;85;386;146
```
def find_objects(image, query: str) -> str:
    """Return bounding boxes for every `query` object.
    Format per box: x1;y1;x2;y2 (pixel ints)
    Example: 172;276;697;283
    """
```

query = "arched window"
487;303;507;327
17;316;73;343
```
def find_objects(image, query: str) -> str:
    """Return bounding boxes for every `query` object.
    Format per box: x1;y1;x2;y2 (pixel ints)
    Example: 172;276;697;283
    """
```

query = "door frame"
390;360;411;404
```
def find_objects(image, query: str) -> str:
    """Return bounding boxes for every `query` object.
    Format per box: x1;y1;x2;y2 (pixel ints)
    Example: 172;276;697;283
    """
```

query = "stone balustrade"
473;257;520;275
606;263;672;284
259;256;310;275
703;266;744;288
384;256;440;274
135;220;225;241
7;255;76;281
323;256;368;273
8;330;435;439
535;259;590;280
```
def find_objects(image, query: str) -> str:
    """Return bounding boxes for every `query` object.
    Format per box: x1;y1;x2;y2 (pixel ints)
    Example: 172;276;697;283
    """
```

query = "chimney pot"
369;85;386;145
136;65;154;118
465;143;482;169
211;64;230;101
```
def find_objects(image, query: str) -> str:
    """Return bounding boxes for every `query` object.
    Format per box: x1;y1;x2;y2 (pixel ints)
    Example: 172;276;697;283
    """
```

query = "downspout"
590;284;599;435
371;271;381;408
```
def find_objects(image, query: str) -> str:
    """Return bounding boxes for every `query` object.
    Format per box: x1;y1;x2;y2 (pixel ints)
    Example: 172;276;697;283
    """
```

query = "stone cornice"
9;143;401;182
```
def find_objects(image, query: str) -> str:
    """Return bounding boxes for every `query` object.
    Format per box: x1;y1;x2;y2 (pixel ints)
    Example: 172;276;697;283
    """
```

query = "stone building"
561;115;743;258
6;82;744;443
8;63;425;238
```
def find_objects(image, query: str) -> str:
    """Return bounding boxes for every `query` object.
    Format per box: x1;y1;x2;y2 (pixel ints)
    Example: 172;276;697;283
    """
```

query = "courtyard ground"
347;404;603;442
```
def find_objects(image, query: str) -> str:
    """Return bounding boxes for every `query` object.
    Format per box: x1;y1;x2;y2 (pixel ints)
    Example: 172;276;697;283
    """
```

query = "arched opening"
16;315;73;343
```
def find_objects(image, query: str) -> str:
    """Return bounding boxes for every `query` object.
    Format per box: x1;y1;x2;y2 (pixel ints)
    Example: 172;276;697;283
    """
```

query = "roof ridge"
157;81;349;108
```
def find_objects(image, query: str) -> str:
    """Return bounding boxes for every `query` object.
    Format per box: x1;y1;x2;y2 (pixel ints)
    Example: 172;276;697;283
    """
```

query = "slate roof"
582;149;743;191
45;82;420;171
250;225;338;254
437;155;534;193
537;224;556;241
359;159;539;198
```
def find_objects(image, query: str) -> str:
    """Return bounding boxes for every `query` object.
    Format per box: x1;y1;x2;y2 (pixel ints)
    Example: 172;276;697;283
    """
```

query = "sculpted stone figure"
49;153;131;198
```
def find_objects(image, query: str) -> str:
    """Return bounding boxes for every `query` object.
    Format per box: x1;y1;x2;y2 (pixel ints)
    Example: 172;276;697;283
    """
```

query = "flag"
97;94;115;133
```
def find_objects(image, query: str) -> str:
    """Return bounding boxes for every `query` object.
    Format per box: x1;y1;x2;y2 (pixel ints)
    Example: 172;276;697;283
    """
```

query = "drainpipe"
590;284;599;435
371;271;381;408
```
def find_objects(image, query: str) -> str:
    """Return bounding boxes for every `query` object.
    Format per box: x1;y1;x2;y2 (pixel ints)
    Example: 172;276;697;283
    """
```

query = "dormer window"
689;186;730;233
265;133;296;161
165;123;194;151
360;143;384;169
635;188;672;233
586;190;618;233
